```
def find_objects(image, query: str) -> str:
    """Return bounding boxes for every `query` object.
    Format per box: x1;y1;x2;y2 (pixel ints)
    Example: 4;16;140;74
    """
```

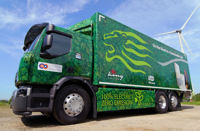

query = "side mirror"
41;34;53;52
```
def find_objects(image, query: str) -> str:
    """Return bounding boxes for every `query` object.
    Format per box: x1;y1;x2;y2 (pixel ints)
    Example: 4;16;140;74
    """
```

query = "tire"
155;91;169;113
53;85;91;124
168;92;179;111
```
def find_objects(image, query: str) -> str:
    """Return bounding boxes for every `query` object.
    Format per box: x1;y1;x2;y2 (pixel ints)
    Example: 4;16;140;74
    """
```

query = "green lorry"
11;12;192;124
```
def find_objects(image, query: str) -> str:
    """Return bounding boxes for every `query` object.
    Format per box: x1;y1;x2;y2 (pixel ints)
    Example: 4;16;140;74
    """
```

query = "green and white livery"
11;12;192;125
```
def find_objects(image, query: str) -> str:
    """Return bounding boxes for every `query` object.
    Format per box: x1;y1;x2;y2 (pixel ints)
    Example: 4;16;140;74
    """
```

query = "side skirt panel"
96;87;155;112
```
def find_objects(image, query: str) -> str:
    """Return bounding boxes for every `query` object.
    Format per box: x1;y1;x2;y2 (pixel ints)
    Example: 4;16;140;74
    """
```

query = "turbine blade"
155;30;177;36
178;32;184;53
180;34;192;54
181;5;200;30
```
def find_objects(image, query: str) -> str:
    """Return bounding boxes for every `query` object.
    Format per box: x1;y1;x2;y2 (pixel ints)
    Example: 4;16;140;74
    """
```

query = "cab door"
30;27;92;85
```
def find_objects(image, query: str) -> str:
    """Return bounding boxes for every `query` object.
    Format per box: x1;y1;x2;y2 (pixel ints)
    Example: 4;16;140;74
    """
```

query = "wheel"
155;91;168;113
53;85;91;124
168;92;179;111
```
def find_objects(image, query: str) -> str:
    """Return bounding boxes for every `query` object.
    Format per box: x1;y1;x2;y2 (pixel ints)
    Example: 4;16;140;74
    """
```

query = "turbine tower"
156;5;200;53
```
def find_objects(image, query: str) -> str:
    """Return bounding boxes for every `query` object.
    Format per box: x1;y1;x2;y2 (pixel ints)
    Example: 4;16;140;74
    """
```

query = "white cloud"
155;34;179;46
0;0;90;57
0;41;23;57
108;0;199;35
0;0;90;28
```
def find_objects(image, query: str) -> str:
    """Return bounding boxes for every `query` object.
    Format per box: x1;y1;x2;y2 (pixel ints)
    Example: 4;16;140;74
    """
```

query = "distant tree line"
0;100;8;103
192;93;200;101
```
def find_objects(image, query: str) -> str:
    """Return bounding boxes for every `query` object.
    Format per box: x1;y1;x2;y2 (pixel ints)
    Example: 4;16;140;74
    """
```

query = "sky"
0;0;199;100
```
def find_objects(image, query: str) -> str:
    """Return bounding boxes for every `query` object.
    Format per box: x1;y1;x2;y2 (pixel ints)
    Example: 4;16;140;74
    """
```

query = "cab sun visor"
23;23;48;51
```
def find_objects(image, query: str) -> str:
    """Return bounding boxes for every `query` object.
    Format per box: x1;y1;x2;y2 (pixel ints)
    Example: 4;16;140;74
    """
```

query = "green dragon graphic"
104;30;152;74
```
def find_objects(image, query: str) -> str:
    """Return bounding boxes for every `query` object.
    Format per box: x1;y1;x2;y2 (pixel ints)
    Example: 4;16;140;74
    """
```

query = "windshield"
27;34;41;51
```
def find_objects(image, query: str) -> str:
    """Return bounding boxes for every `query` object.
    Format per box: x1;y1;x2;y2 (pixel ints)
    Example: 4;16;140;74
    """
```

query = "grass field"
182;93;200;105
182;101;200;105
0;100;9;107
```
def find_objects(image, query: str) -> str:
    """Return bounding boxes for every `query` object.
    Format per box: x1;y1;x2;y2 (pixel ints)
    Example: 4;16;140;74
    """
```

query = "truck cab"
11;23;95;124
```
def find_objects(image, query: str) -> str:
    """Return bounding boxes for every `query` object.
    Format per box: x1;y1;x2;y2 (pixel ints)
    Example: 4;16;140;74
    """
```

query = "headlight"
17;86;31;96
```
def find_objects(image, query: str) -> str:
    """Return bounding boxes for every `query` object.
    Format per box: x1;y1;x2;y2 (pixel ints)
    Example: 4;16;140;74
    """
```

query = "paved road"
0;105;200;131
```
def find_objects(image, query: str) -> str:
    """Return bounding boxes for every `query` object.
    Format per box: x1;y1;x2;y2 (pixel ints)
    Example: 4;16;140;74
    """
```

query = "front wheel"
53;85;91;124
155;91;169;113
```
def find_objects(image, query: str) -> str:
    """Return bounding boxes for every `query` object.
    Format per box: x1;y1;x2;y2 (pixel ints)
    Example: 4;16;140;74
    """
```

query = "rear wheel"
168;92;179;111
53;85;91;124
155;91;168;113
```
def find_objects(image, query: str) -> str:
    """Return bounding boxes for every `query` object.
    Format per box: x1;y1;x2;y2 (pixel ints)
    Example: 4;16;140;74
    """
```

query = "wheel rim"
63;93;84;117
158;95;167;109
171;95;178;108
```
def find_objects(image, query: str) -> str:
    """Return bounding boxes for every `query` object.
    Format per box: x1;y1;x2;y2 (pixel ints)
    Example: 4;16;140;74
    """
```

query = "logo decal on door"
38;62;62;73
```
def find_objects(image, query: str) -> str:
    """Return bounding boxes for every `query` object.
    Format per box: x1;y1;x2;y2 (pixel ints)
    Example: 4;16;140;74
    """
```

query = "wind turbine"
156;5;200;54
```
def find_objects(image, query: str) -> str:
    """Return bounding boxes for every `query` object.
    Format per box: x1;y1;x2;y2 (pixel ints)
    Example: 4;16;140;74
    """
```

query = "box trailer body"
11;12;192;124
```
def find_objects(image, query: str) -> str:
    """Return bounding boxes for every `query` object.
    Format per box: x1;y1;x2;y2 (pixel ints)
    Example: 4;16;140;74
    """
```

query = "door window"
45;33;72;57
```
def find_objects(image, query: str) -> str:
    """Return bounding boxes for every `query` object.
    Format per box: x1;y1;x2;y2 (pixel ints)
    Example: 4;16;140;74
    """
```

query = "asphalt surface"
0;105;200;131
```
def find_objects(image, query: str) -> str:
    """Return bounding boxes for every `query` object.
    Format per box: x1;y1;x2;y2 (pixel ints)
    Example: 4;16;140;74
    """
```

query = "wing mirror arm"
41;34;53;52
40;34;53;58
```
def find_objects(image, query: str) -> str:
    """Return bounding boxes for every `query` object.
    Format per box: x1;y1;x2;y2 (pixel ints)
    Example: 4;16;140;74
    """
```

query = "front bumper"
11;86;53;116
10;87;32;115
